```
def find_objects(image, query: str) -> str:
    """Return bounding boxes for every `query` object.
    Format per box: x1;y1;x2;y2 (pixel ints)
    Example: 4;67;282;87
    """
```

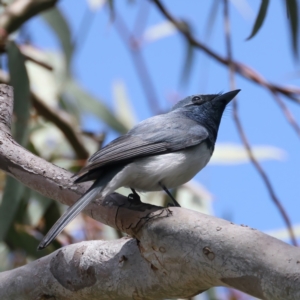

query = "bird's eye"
192;96;201;102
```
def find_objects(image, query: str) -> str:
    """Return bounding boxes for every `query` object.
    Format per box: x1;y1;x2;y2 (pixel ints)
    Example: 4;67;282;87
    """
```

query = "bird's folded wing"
75;114;208;182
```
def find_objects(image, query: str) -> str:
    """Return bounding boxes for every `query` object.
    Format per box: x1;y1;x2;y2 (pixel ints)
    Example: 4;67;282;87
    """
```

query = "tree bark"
0;84;300;299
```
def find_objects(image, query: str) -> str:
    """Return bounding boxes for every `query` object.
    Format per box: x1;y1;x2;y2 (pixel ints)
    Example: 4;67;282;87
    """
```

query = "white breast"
102;142;212;195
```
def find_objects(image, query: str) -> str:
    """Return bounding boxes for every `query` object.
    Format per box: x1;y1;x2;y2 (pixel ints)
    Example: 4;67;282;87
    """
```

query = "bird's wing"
75;113;209;183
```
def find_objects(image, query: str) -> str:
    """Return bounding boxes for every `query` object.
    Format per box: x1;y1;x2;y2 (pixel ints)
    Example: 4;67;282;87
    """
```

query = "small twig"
32;93;90;160
152;0;300;105
223;0;297;246
19;45;53;70
271;91;300;138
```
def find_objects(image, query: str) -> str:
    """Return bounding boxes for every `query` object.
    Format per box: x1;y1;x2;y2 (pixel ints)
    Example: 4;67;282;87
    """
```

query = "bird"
38;89;240;250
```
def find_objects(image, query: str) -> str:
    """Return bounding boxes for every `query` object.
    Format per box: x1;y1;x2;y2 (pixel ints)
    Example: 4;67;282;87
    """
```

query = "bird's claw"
127;193;142;205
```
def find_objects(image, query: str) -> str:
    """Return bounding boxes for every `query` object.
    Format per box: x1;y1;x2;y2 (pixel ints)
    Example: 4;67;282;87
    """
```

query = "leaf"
142;21;177;43
266;224;300;240
211;143;286;164
0;177;24;241
65;80;128;133
108;0;114;20
286;0;299;56
27;191;53;227
112;80;136;129
7;41;31;146
203;0;219;40
24;47;67;108
86;0;107;11
246;0;269;40
41;7;73;71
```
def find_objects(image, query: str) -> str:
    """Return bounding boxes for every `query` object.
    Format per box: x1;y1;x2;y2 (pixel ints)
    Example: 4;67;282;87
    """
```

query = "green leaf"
27;191;53;227
246;0;269;40
7;41;31;146
0;177;24;241
41;7;73;71
286;0;299;56
3;42;31;242
112;80;136;129
108;0;115;20
65;80;128;133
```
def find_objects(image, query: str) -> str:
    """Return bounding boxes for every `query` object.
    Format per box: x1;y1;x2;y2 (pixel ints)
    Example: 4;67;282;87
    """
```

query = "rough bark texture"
0;83;300;300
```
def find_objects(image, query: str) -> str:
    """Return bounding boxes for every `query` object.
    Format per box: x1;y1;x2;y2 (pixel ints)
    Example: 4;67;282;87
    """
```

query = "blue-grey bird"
38;89;240;250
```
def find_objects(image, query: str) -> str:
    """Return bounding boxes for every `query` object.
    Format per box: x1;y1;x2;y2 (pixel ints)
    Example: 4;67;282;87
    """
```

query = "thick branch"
1;84;300;299
0;205;300;299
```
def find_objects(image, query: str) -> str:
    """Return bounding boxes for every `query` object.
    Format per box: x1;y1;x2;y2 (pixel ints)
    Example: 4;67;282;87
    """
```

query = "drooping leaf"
142;21;177;43
7;41;31;146
6;224;52;258
41;7;73;71
86;0;107;11
246;0;269;40
2;42;31;243
286;0;299;56
108;0;115;20
24;47;67;108
65;80;128;133
112;80;136;129
211;143;286;164
27;191;53;227
266;224;300;240
204;0;219;40
0;177;24;241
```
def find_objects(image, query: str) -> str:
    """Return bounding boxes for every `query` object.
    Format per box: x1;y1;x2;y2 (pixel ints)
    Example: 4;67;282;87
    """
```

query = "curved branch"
0;204;300;299
0;86;300;299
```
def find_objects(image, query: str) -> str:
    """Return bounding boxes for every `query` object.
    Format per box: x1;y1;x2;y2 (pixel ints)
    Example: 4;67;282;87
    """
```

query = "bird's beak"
215;89;241;104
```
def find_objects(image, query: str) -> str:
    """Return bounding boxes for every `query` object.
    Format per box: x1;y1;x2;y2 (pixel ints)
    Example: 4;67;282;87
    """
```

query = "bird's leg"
127;188;142;204
159;183;181;207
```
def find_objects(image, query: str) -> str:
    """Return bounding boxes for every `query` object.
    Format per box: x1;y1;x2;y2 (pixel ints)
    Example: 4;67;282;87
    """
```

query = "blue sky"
26;0;300;242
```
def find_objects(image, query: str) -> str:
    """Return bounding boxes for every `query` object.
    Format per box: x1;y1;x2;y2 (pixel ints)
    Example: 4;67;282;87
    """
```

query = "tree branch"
0;202;300;299
0;85;300;299
0;0;58;46
152;0;300;104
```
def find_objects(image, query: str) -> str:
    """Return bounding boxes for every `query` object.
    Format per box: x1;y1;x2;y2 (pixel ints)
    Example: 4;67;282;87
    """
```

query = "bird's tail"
37;167;122;250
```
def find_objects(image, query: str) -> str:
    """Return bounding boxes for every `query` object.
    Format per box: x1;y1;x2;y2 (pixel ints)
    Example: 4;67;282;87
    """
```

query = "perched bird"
38;89;240;250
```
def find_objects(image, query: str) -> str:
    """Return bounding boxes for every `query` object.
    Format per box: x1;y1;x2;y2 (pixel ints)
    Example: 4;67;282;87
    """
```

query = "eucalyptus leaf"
211;143;286;164
0;177;24;241
286;0;299;56
65;80;128;133
246;0;269;40
7;41;31;146
112;80;136;129
41;7;73;71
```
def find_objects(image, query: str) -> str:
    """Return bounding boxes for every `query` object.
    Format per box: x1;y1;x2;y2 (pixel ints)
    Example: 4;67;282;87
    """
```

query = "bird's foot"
127;193;142;205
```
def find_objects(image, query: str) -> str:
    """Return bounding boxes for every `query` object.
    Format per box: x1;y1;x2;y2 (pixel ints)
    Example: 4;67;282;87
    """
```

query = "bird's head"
172;89;241;139
172;90;240;112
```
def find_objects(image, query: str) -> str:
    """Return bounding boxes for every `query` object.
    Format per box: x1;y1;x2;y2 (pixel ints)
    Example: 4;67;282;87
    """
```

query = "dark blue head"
172;90;240;142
